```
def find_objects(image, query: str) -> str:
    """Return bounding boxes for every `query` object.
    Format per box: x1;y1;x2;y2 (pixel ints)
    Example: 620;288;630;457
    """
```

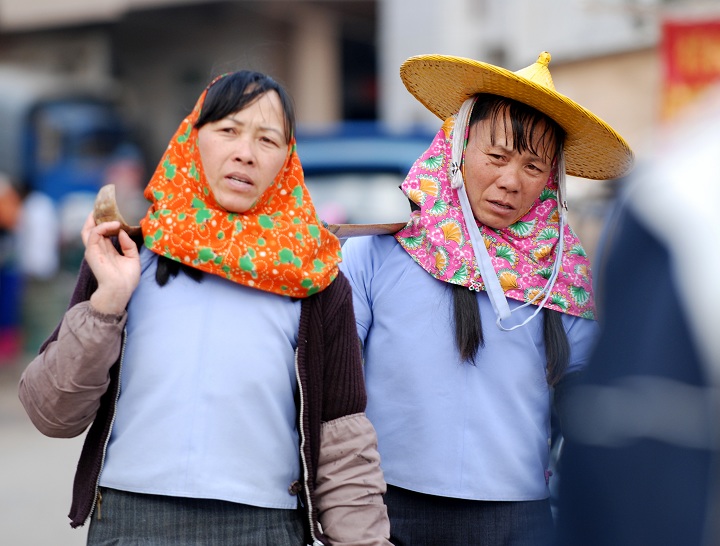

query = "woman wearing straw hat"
338;52;633;544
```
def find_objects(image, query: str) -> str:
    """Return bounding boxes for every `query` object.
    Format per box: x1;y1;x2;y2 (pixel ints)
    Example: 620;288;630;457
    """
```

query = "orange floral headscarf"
139;75;341;297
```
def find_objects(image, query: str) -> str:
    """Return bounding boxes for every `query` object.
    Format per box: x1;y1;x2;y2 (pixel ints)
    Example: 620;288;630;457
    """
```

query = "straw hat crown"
400;51;634;180
515;52;554;89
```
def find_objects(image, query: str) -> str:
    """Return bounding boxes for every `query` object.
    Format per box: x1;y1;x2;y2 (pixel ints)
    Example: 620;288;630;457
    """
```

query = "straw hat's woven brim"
400;54;634;180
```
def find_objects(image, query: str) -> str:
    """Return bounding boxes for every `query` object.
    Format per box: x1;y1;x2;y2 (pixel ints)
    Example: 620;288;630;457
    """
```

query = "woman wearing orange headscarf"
19;71;390;546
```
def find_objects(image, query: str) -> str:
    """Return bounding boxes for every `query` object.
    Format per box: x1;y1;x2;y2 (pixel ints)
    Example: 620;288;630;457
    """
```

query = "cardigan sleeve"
314;413;391;545
18;300;126;438
18;258;125;438
319;271;367;421
311;273;390;545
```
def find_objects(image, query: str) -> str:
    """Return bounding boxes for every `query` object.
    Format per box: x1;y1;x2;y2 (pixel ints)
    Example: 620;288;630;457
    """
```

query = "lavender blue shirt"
99;247;302;509
339;235;599;500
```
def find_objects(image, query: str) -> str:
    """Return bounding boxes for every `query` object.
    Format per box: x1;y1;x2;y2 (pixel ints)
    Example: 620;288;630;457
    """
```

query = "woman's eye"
261;136;279;146
527;163;549;175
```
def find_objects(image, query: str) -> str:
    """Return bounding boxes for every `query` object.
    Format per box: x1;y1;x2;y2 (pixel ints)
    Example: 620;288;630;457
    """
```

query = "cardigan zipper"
88;328;127;524
95;489;103;520
294;346;323;546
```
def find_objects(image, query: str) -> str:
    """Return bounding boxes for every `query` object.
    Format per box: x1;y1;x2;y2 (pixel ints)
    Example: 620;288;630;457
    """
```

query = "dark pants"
385;485;556;546
87;488;305;545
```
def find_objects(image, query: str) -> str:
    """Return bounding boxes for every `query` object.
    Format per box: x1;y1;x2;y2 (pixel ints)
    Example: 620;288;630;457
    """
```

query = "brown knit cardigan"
39;241;367;545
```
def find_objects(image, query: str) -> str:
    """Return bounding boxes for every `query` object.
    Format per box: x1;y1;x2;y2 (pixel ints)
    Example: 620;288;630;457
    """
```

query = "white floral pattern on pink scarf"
394;117;596;319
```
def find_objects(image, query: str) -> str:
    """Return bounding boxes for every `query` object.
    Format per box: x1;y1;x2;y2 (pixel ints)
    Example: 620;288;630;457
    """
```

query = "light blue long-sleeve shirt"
99;247;301;509
339;235;599;500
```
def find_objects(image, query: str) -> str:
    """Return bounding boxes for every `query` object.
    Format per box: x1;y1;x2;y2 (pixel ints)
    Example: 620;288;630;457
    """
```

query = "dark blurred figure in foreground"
555;88;720;546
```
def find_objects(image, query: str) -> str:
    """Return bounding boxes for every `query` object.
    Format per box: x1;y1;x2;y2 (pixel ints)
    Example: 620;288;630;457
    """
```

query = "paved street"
0;357;88;546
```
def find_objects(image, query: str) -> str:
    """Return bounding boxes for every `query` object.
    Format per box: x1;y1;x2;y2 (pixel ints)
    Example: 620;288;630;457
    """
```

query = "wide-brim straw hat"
400;52;634;180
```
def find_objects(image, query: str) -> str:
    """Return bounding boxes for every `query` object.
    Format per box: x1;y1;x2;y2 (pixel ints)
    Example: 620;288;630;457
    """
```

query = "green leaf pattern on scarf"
162;158;176;179
291;186;304;208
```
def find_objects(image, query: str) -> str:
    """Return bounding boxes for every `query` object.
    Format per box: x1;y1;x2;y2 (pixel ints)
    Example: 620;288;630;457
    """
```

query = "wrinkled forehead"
473;103;560;161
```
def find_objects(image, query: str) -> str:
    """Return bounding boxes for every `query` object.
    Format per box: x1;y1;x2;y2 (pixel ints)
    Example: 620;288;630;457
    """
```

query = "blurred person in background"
555;86;720;546
338;52;634;545
0;174;22;364
0;174;21;236
18;70;390;546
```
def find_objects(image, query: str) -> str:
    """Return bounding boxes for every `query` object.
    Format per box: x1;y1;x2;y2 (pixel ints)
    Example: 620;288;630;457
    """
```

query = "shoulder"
560;313;601;367
341;234;398;256
561;313;600;341
324;270;352;297
304;270;352;309
340;235;401;274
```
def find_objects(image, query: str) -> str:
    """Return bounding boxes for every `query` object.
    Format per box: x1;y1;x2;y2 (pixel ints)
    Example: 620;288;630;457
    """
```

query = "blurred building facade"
0;0;718;248
1;0;715;158
0;1;377;162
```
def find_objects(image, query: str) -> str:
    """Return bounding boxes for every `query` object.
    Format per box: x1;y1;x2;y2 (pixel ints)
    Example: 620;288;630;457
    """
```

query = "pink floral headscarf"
395;114;596;320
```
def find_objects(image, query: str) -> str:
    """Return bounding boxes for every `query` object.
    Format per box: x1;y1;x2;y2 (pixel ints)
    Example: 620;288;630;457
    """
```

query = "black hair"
195;70;295;143
451;284;570;386
543;306;571;386
468;93;565;163
155;256;202;286
451;93;570;386
452;284;485;362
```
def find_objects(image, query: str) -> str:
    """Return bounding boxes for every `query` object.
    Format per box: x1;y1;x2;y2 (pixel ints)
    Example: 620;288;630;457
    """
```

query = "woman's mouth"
226;174;254;189
488;200;514;211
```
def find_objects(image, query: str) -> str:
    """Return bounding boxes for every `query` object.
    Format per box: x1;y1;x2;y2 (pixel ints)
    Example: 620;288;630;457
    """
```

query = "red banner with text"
661;18;720;119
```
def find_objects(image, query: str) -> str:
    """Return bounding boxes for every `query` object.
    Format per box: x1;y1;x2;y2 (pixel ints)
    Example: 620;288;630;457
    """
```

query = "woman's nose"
233;138;255;164
496;166;521;191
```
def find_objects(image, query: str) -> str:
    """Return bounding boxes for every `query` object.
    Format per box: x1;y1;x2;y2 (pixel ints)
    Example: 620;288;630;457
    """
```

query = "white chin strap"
451;97;568;331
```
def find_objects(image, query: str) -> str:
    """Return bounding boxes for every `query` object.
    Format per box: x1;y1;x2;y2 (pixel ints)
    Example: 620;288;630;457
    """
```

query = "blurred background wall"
0;0;701;159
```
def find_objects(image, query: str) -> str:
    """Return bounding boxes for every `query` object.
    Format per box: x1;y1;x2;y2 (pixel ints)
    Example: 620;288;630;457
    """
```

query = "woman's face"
463;110;556;230
197;90;288;213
